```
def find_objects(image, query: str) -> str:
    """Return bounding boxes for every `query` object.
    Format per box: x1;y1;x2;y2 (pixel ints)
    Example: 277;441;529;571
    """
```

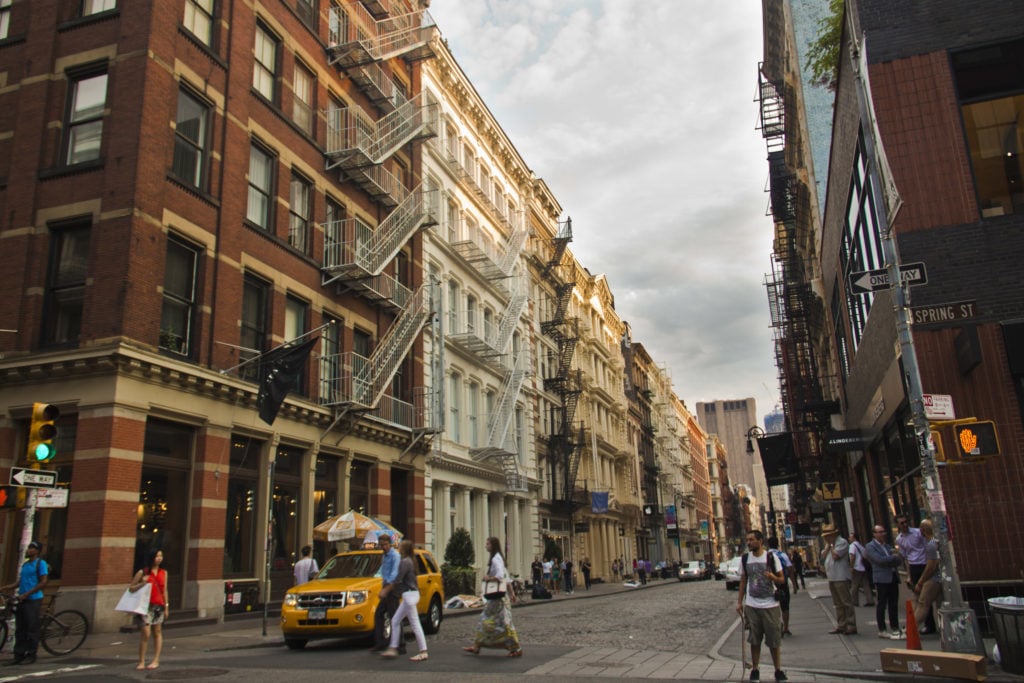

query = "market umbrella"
312;510;403;544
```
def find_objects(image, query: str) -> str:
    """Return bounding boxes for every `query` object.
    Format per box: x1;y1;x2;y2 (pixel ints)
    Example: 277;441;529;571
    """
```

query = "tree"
441;527;476;597
543;537;562;563
805;0;844;92
443;527;474;566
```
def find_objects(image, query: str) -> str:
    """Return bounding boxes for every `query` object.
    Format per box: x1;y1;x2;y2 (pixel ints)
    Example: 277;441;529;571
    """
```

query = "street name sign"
848;262;928;295
9;467;58;489
912;300;977;327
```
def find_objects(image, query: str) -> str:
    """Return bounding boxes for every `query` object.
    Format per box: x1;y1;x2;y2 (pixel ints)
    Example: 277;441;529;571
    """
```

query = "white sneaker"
889;629;905;640
877;630;891;639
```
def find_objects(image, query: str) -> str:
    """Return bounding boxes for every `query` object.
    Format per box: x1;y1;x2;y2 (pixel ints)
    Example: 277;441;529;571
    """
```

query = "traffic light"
953;421;999;458
27;402;59;463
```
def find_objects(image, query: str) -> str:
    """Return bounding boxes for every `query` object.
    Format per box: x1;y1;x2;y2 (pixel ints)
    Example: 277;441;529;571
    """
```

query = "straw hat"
820;523;839;536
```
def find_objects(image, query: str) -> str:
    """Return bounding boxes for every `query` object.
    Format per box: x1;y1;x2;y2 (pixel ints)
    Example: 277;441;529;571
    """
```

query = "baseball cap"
27;541;42;550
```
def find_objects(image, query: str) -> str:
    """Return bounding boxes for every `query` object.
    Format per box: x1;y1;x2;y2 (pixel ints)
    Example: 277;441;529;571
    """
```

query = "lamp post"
746;426;777;542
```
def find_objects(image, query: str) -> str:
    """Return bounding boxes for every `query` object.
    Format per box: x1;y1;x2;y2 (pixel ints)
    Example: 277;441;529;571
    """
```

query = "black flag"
255;336;318;425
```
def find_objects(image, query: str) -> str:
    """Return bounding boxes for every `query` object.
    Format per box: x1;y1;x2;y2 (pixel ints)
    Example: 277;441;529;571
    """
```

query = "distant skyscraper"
764;408;785;434
696;398;761;491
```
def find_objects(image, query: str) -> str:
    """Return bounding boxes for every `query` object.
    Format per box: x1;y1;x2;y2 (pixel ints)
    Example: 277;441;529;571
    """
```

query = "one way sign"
848;262;928;295
9;467;58;489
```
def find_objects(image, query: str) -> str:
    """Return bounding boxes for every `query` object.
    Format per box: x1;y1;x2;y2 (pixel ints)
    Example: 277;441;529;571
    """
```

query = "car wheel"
421;595;443;634
285;638;307;650
381;612;392;642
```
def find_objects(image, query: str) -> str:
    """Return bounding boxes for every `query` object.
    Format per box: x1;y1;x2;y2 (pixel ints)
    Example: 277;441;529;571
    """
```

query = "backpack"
531;583;552;600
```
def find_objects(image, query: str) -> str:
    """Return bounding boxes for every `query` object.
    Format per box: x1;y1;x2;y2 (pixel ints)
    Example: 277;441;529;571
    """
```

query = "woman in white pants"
380;540;428;662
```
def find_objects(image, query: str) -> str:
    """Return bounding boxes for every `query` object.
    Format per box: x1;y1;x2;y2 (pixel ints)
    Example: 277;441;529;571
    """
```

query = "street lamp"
745;425;764;454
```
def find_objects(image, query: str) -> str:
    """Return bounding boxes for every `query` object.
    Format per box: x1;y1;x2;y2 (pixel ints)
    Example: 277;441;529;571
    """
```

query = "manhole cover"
147;669;231;680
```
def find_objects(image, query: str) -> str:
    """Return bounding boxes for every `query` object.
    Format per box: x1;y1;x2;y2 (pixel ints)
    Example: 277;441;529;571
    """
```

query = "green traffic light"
34;443;56;462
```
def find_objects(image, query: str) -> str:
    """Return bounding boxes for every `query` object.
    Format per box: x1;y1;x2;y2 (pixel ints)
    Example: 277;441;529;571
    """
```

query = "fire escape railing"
470;346;531;491
325;93;438;172
327;7;438;69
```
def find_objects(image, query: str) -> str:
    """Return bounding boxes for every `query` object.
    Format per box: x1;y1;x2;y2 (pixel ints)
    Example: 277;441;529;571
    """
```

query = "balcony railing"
326;93;438;171
327;7;438;68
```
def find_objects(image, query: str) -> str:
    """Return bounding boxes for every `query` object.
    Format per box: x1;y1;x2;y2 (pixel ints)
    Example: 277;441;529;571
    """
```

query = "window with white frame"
468;381;479;447
841;130;884;350
183;0;214;46
288;172;312;254
172;88;209;189
247;143;275;230
448;372;461;443
465;294;477;334
160;236;199;356
293;63;314;135
64;70;108;165
447;280;459;333
253;23;278;101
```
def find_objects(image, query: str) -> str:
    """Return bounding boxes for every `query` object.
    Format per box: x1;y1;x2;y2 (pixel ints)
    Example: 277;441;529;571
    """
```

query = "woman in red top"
129;549;169;670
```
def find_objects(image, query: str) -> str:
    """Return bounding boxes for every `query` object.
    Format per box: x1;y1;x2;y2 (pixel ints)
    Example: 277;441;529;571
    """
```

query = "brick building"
0;0;438;630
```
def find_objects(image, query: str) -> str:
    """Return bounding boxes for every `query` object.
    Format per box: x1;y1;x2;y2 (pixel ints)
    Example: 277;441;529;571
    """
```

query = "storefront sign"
824;429;866;453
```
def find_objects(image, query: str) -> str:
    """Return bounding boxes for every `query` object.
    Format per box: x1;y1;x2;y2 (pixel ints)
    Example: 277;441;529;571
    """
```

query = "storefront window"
224;436;261;576
313;456;338;564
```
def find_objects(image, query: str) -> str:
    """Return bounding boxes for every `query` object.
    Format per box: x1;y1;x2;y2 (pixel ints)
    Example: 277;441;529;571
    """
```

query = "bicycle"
0;592;89;656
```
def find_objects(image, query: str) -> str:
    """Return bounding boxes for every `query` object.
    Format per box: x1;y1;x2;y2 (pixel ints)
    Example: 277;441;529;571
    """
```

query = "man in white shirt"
849;532;874;607
737;530;788;682
821;523;857;635
293;545;319;586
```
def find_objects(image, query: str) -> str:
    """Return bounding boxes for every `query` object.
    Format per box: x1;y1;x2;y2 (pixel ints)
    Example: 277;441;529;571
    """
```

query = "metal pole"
846;11;981;655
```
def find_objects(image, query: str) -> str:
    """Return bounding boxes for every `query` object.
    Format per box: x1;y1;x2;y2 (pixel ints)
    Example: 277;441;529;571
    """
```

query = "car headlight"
347;591;368;606
283;594;298;607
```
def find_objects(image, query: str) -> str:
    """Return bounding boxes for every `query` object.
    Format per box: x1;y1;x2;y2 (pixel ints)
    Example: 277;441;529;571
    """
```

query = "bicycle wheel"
41;609;89;656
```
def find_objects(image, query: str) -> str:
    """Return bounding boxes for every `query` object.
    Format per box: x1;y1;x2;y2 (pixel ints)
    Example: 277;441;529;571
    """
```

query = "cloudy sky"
428;1;781;421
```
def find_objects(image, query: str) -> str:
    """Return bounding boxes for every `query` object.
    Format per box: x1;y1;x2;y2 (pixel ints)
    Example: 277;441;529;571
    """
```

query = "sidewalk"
66;575;1021;681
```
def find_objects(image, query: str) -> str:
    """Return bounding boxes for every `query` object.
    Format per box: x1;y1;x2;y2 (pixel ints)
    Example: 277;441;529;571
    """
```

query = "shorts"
136;603;166;627
744;604;782;649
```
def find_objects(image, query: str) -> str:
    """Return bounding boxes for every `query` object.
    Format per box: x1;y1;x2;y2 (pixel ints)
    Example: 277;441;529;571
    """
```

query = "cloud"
430;0;781;419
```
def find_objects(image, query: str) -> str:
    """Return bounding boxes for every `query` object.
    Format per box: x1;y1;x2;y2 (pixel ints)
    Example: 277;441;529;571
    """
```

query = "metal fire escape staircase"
470;347;531;492
319;281;436;437
327;5;438;70
540;217;584;506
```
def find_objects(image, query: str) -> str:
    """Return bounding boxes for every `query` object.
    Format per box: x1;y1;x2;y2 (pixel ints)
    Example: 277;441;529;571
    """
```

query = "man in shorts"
737;530;787;682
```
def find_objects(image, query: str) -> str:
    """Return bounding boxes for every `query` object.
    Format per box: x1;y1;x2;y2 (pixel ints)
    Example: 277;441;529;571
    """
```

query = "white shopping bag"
115;582;152;615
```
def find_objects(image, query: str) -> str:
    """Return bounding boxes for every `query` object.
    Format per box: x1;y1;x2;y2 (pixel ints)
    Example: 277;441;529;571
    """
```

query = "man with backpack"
2;540;48;666
736;530;787;682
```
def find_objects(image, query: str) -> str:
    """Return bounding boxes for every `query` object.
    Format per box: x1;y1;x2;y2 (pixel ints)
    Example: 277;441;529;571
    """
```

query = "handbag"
481;578;507;600
115;582;152;615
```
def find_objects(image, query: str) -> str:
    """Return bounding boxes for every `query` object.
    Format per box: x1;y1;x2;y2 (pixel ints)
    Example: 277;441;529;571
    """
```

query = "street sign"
923;393;956;420
9;467;58;489
822;481;842;500
36;487;69;508
912;301;977;327
848;262;928;294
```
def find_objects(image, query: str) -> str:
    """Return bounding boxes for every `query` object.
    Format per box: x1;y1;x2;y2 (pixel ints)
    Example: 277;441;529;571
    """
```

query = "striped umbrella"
313;510;403;544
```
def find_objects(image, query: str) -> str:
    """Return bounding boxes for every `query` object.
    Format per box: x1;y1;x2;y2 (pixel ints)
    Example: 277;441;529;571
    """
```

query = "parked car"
724;557;742;590
714;561;728;580
678;560;703;581
280;547;445;650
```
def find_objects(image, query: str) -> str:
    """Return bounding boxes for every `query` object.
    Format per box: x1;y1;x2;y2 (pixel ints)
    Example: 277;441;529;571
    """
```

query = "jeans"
13;598;42;659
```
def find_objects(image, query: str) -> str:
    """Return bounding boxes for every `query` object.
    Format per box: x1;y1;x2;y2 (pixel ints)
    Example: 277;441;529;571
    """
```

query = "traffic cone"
905;599;922;650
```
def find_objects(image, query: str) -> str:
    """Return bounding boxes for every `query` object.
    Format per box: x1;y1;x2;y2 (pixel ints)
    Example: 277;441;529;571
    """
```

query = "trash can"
988;596;1024;674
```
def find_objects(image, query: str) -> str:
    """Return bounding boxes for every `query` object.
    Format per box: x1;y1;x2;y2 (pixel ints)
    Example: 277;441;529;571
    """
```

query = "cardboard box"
880;648;987;681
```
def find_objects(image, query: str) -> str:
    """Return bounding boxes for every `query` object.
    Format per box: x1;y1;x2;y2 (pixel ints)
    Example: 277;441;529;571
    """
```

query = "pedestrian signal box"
953;421;999;458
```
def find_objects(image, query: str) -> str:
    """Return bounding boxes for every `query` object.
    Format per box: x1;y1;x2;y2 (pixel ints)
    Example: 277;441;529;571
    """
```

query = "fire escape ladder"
497;226;528;277
564;423;586;500
544;217;573;275
493;274;529;355
327;6;438;69
540;280;574;337
362;282;433;408
321;185;438;285
325;93;439;172
757;64;785;153
470;347;530;492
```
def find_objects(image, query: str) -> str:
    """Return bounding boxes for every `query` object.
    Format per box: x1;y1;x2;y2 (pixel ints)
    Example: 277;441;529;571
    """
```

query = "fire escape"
541;219;584;511
758;63;832;509
318;2;441;438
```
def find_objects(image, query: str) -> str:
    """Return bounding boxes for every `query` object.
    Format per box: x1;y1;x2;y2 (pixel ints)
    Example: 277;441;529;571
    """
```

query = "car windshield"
318;553;382;580
684;561;701;569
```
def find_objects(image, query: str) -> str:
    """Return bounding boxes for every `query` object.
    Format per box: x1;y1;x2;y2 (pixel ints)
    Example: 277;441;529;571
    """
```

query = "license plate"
308;607;327;620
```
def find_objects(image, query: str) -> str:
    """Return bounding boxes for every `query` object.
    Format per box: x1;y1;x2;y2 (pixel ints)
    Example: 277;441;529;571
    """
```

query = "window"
65;70;108;165
841;131;884;349
225;436;261;575
82;0;116;15
319;313;341;403
448;372;461;442
465;294;477;333
285;295;309;394
1;0;11;40
953;38;1024;217
253;23;278;101
293;64;314;136
295;0;317;28
328;1;347;46
446;200;459;243
324;194;345;267
447;280;459;332
183;0;214;46
172;89;209;189
43;224;90;346
467;381;479;447
247;143;274;230
160;237;199;355
240;274;269;380
288;172;311;253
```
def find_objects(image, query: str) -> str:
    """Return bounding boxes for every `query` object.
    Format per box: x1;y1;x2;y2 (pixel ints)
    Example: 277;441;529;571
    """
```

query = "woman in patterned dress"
462;536;522;657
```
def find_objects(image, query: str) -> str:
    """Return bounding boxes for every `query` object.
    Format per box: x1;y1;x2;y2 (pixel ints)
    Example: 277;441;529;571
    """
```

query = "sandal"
379;648;398;658
410;652;429;662
462;645;480;654
507;649;523;658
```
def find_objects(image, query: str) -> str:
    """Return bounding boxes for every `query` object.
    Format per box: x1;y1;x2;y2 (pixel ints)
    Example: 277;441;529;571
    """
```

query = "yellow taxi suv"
280;548;444;650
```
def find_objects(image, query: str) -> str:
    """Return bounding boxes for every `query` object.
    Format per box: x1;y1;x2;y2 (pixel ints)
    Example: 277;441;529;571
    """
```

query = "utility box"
880;648;986;681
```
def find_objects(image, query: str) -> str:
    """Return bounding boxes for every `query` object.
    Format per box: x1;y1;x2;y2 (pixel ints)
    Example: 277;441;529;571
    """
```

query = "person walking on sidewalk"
2;540;48;666
581;557;592;591
849;532;874;607
379;540;428;662
789;550;805;591
821;523;857;635
129;549;169;670
736;530;788;682
563;558;574;594
912;520;942;636
896;515;935;634
767;537;794;637
293;545;319;586
463;536;522;658
371;534;403;653
865;524;904;639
